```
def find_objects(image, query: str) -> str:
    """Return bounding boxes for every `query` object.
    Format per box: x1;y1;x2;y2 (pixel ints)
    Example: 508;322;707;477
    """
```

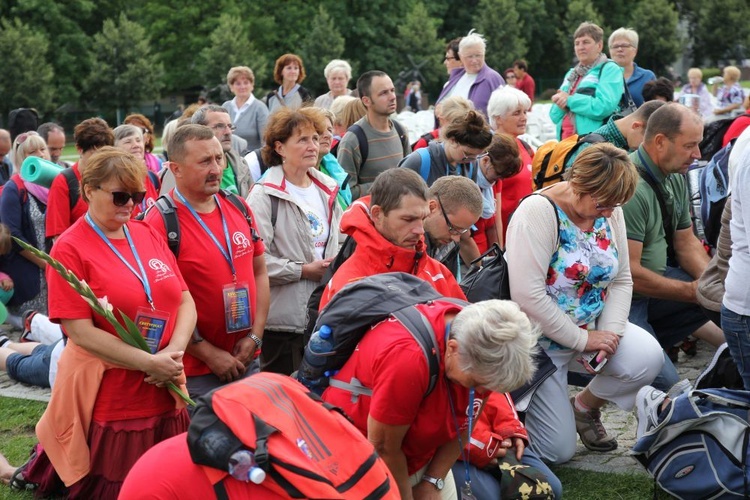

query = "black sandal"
9;465;36;491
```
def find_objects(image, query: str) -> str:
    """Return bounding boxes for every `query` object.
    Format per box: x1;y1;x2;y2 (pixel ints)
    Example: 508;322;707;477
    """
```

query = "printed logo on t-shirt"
149;258;176;283
146;197;156;208
232;231;254;260
305;209;324;238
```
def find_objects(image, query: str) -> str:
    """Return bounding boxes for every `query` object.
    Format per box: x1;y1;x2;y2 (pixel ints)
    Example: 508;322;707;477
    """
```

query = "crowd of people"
0;20;749;500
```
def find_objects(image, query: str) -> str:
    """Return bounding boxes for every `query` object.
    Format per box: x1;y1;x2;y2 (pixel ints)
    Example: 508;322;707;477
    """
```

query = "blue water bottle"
300;325;334;392
228;450;266;484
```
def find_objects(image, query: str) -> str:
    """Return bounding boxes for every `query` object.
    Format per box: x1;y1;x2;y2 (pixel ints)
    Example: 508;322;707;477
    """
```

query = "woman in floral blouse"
505;143;663;464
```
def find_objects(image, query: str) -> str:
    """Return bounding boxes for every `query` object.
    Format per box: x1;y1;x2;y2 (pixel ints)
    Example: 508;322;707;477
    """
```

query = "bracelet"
248;333;263;349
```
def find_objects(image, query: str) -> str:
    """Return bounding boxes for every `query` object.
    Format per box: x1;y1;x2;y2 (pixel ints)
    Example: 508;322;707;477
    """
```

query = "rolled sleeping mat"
0;287;13;305
20;156;64;188
0;300;7;324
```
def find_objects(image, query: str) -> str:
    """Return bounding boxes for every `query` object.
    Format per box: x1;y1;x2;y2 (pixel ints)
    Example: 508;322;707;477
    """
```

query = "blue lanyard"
85;213;154;308
445;324;474;489
636;150;657;182
440;144;475;179
174;188;237;281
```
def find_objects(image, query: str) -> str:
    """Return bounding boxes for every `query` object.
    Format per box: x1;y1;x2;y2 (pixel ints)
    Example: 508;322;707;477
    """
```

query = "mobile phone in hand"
581;352;608;373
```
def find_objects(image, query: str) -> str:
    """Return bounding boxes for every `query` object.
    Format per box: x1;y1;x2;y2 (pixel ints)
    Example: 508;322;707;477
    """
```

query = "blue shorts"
6;342;56;388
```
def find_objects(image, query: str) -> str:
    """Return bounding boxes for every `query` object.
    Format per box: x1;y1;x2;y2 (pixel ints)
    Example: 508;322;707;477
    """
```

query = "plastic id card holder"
135;307;171;354
223;282;251;333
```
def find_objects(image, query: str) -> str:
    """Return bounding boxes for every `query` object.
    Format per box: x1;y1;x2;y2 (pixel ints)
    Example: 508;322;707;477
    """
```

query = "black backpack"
699;117;738;161
138;189;259;257
348;120;407;165
296;272;467;397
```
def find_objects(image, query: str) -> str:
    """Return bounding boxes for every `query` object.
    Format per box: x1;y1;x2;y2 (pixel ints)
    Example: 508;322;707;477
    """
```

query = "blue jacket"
319;153;352;210
627;63;656;107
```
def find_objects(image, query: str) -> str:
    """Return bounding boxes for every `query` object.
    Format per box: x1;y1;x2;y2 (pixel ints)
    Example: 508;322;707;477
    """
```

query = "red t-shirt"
47;218;188;421
497;138;533;239
45;163;88;238
516;73;536;103
322;301;470;475
131;174;161;219
145;192;265;376
120;433;284;500
723;113;750;147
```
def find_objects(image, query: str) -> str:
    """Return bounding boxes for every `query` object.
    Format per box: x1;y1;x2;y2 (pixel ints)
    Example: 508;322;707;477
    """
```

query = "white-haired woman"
113;125;161;217
679;67;713;119
436;31;504;118
314;59;354;110
608;28;655;107
487;86;534;246
222;66;269;152
323;298;538;500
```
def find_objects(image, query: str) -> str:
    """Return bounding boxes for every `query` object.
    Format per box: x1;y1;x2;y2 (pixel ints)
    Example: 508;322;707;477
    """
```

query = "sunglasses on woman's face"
96;186;147;206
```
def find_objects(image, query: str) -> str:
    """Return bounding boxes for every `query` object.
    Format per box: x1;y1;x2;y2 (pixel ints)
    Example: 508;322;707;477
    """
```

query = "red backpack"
188;373;399;499
0;174;26;202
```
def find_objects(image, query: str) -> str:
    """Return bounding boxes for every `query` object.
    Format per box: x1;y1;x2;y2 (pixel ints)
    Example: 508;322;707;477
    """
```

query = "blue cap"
319;325;332;338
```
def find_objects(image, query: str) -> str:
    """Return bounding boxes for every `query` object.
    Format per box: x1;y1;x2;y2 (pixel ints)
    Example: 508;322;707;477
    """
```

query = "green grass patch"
553;467;672;499
0;397;45;500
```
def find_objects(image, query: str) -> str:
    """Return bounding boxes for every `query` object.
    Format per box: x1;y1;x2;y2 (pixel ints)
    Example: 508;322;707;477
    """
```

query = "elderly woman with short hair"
679;67;714;118
608;28;655;107
323;298;538;499
551;22;624;139
265;53;312;114
222;66;269;152
506;143;663;464
314;59;354;110
436;31;504;118
487;87;534;246
713;65;745;117
123;114;162;174
113;125;161;216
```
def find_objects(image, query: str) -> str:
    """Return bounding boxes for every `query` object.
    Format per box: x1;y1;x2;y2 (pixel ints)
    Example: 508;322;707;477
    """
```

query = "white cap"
249;467;266;484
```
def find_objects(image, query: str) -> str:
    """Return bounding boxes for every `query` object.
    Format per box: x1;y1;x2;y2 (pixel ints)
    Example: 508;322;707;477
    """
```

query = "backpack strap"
62;168;80;210
150;195;181;256
11;174;27;203
349;124;369;166
518;138;534;158
416;147;432;182
147;170;161;192
270;195;279;228
637;167;676;265
392;306;440;397
221;190;260;242
392;119;409;156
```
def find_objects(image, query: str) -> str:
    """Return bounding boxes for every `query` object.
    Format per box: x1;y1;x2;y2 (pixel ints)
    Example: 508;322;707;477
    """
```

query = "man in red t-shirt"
513;59;536;104
46;118;114;241
144;124;270;399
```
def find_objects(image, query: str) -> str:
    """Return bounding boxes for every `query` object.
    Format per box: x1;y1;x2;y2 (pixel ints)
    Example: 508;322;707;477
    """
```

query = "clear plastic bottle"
299;325;334;390
228;450;266;484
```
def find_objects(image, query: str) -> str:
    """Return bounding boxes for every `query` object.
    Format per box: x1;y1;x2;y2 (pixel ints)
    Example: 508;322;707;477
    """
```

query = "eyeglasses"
436;193;470;236
96;186;147;206
463;53;484;60
140;127;151;135
444;55;457;61
610;43;634;50
210;123;237;132
459;146;482;163
593;197;623;211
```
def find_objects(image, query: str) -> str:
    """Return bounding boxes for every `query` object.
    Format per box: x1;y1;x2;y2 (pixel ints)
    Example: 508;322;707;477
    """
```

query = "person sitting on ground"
506;143;663;464
713;66;745;118
622;104;725;391
451;391;562;499
642;77;675;103
0;334;64;389
322;299;538;499
247;107;343;376
678;68;713;119
551;22;624;139
319;168;466;309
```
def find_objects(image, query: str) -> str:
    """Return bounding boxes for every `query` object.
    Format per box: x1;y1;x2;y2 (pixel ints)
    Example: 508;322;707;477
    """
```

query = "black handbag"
459;243;510;302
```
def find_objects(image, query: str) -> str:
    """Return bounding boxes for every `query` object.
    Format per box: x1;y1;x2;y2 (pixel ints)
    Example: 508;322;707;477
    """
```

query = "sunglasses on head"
96;186;147;206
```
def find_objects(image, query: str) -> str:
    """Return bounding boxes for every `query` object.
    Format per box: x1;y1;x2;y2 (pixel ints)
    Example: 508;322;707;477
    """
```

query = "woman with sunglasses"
0;132;51;326
124;113;163;174
505;143;663;465
23;147;195;498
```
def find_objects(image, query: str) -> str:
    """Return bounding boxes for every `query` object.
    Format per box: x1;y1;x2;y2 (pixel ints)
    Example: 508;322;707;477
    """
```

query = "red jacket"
466;392;528;469
320;196;466;309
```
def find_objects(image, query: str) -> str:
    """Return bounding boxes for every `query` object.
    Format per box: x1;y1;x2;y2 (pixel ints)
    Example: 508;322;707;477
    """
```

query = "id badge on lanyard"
135;306;171;354
223;281;251;333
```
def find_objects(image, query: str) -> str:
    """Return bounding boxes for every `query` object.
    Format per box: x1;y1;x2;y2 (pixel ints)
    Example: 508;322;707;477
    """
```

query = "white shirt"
449;72;478;100
286;181;330;260
229;95;256;123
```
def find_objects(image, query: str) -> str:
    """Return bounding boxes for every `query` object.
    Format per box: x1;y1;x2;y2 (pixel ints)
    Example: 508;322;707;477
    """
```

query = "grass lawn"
0;397;45;500
0;395;670;499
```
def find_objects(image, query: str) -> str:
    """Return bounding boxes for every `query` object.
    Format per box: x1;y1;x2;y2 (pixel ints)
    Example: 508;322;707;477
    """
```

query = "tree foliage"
198;13;268;101
297;6;346;96
474;0;527;76
84;14;165;116
692;0;750;65
563;0;604;62
628;0;681;76
0;18;55;118
395;2;446;96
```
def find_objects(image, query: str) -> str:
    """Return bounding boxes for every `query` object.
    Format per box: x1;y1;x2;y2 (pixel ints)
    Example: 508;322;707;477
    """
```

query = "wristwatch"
421;474;445;490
